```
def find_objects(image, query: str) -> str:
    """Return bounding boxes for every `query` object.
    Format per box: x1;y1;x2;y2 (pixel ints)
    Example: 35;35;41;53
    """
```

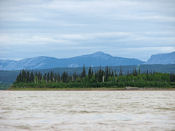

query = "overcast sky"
0;0;175;61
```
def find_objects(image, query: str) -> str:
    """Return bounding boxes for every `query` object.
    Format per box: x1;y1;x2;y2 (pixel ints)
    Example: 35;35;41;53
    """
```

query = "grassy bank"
8;87;124;91
12;80;175;89
8;86;175;91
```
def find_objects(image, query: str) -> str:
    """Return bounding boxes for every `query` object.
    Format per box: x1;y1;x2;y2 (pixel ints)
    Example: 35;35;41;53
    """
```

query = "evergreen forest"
12;66;175;88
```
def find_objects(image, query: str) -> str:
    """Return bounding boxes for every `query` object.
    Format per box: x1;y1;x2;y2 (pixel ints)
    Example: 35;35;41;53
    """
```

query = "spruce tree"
30;72;34;82
119;67;123;76
81;65;86;79
88;67;93;80
61;71;68;82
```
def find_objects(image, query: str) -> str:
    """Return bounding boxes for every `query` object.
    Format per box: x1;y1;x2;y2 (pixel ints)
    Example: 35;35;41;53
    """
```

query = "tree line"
14;66;175;88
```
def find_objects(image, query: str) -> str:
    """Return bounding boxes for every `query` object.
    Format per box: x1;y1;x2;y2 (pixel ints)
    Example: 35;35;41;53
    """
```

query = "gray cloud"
0;0;175;60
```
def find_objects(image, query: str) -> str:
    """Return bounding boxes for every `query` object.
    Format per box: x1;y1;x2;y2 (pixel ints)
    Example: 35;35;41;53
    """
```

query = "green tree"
61;71;68;82
30;72;34;82
81;65;86;79
88;67;93;80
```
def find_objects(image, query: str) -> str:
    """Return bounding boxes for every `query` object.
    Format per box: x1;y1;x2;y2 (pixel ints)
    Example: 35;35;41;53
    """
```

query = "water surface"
0;91;175;131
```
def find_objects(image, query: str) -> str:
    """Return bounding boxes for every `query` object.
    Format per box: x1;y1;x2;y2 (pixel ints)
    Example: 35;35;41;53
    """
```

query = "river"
0;91;175;131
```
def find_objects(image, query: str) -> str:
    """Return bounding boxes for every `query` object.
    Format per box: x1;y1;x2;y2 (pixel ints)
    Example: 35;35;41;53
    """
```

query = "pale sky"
0;0;175;61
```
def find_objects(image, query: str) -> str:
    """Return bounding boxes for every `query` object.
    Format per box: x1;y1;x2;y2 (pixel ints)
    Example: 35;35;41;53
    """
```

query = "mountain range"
146;51;175;64
0;51;175;70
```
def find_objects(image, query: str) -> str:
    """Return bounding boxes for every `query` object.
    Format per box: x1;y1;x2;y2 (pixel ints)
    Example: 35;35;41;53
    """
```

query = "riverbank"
8;87;175;91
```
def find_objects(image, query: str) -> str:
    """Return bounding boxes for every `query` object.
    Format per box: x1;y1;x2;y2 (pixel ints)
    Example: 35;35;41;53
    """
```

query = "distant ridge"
0;52;144;70
146;51;175;64
1;51;175;70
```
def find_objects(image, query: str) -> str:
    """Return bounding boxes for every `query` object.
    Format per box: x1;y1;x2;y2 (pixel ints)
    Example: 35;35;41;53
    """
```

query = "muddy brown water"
0;91;175;131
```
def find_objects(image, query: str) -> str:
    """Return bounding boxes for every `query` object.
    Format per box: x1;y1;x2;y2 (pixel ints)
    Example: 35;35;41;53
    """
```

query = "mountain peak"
90;51;111;57
93;51;105;55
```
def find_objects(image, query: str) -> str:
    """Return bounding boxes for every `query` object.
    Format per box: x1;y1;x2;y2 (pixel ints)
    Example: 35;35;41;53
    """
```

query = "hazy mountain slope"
0;52;144;70
0;56;59;70
62;51;143;67
147;51;175;64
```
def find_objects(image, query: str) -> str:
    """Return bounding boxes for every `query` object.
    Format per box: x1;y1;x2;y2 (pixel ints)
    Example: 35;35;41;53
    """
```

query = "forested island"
11;66;175;90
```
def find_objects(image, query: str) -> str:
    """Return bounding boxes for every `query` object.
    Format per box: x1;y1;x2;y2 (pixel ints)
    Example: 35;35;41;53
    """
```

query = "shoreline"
7;87;175;91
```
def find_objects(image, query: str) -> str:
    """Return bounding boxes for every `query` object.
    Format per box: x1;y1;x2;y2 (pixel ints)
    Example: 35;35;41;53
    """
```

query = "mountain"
0;51;144;70
147;51;175;64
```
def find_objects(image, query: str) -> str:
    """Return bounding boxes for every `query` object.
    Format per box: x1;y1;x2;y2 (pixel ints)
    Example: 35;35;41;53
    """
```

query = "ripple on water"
0;91;175;131
14;125;31;130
